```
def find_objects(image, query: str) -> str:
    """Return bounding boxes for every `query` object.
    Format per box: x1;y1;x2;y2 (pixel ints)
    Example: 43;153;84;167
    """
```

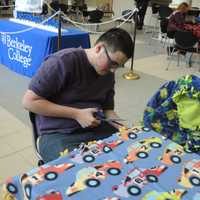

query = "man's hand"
75;108;101;128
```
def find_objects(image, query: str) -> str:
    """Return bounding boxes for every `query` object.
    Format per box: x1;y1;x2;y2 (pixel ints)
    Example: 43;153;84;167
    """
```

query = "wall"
85;0;199;14
170;0;191;5
85;0;113;11
113;0;133;17
85;0;199;26
192;0;200;7
113;0;199;26
85;0;97;10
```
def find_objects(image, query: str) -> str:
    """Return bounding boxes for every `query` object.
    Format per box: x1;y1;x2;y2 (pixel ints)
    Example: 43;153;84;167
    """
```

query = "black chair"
88;9;104;23
158;5;173;20
87;9;104;31
188;7;200;17
167;30;199;70
160;18;175;46
50;2;68;14
160;18;169;46
160;18;168;34
151;3;160;14
82;10;89;18
81;4;89;21
29;112;44;166
59;3;68;14
150;5;173;45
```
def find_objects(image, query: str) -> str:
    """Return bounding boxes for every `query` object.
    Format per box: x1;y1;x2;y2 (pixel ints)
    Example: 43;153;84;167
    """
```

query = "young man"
23;28;134;162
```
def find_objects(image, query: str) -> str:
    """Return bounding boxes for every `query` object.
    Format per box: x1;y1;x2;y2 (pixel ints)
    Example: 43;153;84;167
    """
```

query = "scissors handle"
93;110;105;120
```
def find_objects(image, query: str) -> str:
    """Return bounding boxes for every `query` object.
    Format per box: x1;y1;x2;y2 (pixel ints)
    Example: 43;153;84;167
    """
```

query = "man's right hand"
75;108;101;128
23;90;101;128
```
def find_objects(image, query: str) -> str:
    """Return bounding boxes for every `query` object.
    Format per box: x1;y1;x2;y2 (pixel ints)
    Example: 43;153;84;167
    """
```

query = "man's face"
94;44;128;75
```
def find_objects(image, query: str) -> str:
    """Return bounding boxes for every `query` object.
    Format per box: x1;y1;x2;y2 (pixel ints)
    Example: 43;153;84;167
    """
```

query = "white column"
170;0;192;6
191;0;200;7
112;0;135;17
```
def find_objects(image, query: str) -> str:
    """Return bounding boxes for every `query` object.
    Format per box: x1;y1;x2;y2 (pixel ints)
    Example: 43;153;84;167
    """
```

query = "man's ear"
94;43;103;53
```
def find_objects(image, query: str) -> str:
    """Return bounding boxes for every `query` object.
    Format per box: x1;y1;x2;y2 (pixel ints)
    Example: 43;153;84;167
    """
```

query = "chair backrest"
158;5;173;19
83;10;89;17
88;9;104;23
161;18;175;39
167;31;175;39
151;3;160;14
59;3;68;14
174;30;198;49
188;7;200;17
29;112;43;160
160;18;169;33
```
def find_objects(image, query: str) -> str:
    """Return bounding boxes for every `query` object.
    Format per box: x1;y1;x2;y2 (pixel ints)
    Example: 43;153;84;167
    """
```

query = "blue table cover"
0;19;90;77
3;127;200;200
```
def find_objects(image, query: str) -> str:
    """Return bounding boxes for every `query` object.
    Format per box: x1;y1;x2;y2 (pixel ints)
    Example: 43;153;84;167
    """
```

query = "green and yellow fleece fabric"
143;75;200;152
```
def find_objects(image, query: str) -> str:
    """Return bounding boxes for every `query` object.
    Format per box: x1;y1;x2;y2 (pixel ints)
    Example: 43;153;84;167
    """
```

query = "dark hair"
95;28;133;59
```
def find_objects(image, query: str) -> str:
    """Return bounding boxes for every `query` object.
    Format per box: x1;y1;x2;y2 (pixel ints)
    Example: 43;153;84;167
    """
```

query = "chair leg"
166;47;176;70
198;53;200;72
149;18;159;45
163;36;167;48
188;53;193;67
177;52;180;67
38;159;45;166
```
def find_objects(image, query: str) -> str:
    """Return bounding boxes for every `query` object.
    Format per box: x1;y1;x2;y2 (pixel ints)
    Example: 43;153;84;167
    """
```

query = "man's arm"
22;90;100;128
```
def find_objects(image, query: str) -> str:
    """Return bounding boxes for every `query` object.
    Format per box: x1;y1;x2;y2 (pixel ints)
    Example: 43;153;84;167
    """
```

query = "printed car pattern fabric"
2;126;200;200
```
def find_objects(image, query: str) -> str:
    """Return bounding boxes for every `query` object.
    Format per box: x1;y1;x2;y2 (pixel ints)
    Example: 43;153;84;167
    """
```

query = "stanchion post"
123;8;140;80
58;10;62;50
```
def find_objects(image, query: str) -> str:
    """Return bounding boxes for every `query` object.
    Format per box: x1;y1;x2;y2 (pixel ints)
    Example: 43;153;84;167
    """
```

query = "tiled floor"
1;27;200;197
0;106;37;185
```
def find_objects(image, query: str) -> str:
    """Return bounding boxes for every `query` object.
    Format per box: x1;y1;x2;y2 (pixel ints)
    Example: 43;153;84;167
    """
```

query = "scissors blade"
103;118;126;122
100;118;126;127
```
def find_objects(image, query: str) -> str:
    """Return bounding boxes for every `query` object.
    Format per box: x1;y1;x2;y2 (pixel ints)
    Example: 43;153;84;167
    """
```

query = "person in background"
22;28;134;163
167;2;190;35
167;2;190;55
135;0;151;30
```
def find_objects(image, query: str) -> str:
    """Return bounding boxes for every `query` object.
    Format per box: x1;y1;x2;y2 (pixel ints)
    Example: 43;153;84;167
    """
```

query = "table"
0;19;90;77
2;126;200;200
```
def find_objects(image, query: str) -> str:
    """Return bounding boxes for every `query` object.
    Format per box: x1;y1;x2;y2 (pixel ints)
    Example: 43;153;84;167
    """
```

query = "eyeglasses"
103;45;121;68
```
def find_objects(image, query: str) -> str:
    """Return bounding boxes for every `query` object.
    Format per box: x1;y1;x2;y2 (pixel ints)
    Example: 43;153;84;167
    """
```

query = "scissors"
94;111;126;126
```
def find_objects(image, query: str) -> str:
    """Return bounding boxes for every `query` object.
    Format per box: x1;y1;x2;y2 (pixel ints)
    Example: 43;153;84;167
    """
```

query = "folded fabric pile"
143;74;200;152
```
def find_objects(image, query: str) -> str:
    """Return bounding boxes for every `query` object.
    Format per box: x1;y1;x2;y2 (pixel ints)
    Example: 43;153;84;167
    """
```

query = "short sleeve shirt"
29;48;115;135
167;11;186;32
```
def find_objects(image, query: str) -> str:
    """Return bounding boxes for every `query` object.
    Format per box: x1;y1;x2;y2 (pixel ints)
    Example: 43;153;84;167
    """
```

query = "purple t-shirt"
167;11;186;32
29;48;115;135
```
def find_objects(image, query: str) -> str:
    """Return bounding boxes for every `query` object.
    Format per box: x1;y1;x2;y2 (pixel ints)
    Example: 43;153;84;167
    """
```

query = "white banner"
15;0;43;13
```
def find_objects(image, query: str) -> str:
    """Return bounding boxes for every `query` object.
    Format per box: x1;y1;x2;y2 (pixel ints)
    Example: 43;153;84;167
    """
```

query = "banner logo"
0;34;32;68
